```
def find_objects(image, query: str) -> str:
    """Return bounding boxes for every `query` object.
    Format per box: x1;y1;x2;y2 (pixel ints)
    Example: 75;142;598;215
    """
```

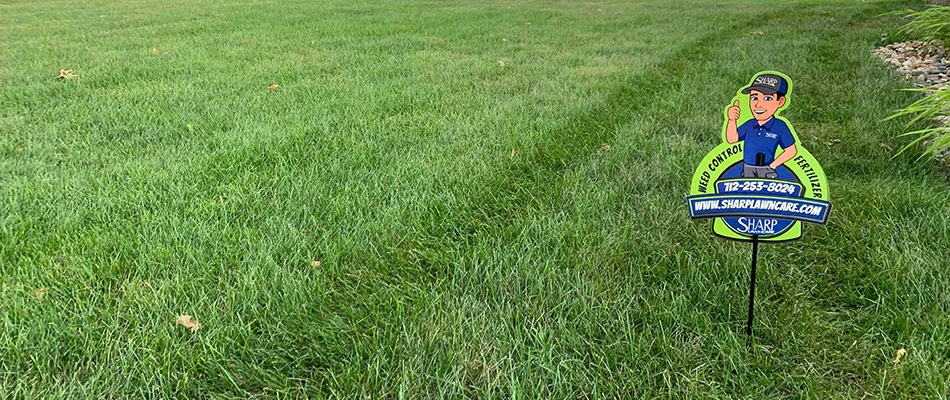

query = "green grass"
1;0;948;398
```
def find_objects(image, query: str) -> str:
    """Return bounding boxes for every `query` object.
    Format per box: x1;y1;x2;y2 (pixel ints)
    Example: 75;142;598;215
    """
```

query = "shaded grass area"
1;0;948;398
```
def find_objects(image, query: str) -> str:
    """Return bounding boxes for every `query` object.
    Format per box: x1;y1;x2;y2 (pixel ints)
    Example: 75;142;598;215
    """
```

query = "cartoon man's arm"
726;100;740;143
769;125;798;169
769;144;797;170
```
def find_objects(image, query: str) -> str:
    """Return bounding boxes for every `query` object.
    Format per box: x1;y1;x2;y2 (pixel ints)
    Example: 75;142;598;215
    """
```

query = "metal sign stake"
746;235;759;337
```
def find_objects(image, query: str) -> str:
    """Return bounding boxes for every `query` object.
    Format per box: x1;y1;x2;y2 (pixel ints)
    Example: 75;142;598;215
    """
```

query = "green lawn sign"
687;71;831;242
686;72;832;337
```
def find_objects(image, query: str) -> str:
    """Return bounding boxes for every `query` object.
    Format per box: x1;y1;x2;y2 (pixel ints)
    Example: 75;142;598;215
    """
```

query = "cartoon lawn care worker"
725;73;798;178
688;71;831;243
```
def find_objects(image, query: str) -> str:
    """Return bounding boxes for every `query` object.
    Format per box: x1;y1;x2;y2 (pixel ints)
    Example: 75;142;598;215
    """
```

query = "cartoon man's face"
749;90;786;122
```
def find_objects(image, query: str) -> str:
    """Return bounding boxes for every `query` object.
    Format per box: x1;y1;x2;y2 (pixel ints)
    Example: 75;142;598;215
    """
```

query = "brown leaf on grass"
751;31;765;35
151;48;158;54
880;142;893;151
33;288;48;298
498;60;506;67
176;315;200;333
601;144;610;152
268;83;280;89
894;348;907;364
509;149;516;159
57;69;77;80
311;260;321;268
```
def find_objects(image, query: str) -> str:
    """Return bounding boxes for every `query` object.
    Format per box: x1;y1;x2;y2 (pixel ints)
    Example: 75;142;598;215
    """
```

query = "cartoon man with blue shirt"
725;73;797;178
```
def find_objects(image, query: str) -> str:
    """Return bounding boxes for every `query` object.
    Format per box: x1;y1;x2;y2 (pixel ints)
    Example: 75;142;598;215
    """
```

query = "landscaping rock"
875;40;950;165
875;40;950;88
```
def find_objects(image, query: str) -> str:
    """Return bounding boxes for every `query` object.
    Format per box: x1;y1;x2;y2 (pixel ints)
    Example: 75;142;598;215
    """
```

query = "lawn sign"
685;72;831;337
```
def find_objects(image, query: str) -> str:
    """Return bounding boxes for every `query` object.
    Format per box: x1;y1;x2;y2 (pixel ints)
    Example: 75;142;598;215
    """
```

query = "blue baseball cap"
741;73;788;96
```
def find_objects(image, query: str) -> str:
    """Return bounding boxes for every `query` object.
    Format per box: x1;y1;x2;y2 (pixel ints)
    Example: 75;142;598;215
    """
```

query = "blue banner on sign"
686;194;831;224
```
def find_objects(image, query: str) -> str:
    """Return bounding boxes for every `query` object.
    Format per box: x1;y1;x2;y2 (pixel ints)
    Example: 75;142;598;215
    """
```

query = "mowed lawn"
1;0;948;397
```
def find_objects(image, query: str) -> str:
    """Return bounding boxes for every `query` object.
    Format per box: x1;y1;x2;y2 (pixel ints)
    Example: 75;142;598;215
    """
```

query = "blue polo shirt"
737;117;795;165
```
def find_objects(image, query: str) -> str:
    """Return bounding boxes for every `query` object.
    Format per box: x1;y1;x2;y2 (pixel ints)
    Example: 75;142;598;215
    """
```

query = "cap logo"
754;76;779;88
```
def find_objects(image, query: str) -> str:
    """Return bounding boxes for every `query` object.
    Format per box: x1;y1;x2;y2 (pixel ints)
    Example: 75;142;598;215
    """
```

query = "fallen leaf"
311;260;321;268
176;315;200;333
751;31;765;35
880;142;893;151
17;147;23;152
831;138;841;144
268;83;279;89
498;60;506;67
33;288;48;298
509;149;516;159
894;348;906;364
524;21;532;25
57;69;78;80
151;48;158;54
601;144;610;152
501;38;507;42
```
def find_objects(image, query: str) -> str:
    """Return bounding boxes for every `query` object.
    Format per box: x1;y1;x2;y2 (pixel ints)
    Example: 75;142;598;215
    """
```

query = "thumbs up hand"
728;100;741;122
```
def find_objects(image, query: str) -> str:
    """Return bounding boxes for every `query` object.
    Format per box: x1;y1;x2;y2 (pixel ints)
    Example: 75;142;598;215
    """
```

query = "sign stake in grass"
686;72;832;337
746;235;759;337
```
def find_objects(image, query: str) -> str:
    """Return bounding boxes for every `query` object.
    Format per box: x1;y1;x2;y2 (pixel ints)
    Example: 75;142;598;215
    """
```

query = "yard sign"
687;71;831;242
685;71;831;337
